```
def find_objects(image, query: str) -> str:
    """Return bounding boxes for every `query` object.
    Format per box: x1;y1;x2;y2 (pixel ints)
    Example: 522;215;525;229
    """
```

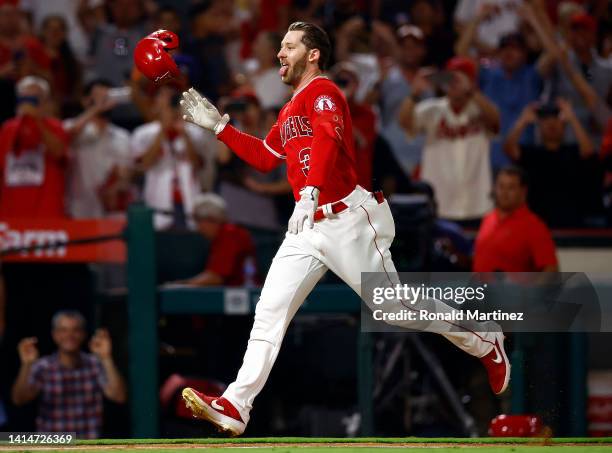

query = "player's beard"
282;54;308;86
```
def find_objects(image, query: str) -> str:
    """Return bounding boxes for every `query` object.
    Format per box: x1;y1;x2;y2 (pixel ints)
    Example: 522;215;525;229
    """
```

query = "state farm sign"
0;218;125;263
0;222;68;257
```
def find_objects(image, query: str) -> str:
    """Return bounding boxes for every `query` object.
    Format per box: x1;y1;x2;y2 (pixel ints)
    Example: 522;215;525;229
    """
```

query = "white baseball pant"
223;185;498;423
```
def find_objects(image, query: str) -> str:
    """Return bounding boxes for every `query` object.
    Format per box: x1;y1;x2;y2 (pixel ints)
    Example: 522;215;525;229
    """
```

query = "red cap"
445;56;477;82
134;31;180;83
489;414;544;437
570;13;598;33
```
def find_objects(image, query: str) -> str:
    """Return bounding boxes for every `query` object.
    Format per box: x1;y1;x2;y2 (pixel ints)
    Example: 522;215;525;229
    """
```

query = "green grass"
2;437;611;453
74;437;612;445
28;448;612;453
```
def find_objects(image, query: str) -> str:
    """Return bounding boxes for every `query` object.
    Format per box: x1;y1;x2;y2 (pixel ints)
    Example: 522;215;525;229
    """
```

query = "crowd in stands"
5;0;612;437
0;0;611;240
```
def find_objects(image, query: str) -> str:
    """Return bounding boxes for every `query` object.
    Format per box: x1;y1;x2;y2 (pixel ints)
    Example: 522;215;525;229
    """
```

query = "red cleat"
480;332;511;395
182;387;246;436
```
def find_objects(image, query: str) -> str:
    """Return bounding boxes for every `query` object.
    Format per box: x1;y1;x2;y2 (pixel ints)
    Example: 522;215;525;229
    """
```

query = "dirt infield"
1;437;611;453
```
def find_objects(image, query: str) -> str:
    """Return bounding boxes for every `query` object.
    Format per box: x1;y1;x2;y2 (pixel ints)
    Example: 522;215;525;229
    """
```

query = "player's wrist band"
214;114;230;135
300;186;320;201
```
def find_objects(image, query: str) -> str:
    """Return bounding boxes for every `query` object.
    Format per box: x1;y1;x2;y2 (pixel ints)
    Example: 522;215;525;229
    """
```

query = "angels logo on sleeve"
314;95;337;113
298;147;311;176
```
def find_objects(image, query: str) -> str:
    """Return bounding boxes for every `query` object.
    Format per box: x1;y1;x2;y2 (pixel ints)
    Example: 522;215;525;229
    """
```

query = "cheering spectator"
456;11;546;169
244;31;289;109
131;89;218;230
0;2;50;122
408;0;457;68
149;5;199;86
64;79;132;218
377;24;432;175
183;0;235;103
39;15;83;116
21;0;105;62
504;100;597;227
90;0;147;87
333;16;380;102
399;57;500;223
11;310;126;438
534;10;612;144
0;76;68;219
171;194;257;287
218;92;291;231
454;0;523;54
473;166;558;272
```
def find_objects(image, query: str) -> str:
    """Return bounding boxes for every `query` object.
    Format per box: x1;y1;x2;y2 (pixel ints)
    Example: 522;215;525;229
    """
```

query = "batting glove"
288;186;320;234
180;87;229;135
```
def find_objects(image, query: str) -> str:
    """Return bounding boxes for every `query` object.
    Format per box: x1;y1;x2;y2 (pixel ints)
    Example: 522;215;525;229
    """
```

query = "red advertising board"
0;218;126;263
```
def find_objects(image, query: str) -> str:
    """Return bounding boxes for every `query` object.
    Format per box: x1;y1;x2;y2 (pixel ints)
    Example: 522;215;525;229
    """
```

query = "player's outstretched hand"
288;186;319;234
180;87;229;135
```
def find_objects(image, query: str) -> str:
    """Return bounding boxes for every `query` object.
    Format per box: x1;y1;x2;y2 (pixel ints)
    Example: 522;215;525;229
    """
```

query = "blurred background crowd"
0;0;611;231
1;0;612;441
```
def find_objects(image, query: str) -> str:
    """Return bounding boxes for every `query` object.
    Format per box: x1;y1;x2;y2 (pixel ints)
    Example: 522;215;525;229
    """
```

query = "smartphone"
107;87;132;104
425;71;454;88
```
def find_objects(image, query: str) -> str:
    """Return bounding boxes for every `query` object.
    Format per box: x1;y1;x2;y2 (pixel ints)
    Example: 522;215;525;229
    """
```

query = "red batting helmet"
134;30;180;83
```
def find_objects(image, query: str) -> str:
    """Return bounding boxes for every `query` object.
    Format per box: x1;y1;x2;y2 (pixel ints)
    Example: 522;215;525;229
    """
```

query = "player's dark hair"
288;21;331;70
497;165;527;187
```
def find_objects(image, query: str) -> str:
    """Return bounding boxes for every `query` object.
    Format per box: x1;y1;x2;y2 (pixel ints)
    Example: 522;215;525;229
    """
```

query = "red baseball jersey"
218;76;358;205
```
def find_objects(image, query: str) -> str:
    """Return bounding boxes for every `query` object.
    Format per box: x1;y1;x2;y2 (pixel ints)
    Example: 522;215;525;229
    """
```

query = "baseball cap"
445;57;477;82
499;32;527;50
396;25;425;42
570;13;598;33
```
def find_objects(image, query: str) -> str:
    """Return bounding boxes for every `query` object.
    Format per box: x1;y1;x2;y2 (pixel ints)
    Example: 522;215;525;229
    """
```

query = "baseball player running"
180;22;510;436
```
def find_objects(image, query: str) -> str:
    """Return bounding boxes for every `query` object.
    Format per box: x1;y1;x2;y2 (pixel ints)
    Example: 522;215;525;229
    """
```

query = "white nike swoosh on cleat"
492;342;503;364
211;399;225;411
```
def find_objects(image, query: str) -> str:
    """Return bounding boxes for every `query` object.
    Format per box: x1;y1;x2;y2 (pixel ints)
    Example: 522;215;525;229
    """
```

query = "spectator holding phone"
63;79;133;218
504;100;597;227
0;76;68;219
456;6;548;169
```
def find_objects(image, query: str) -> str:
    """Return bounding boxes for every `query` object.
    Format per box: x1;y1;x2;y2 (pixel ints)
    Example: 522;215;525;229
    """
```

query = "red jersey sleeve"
529;218;558;270
217;123;285;172
303;83;346;189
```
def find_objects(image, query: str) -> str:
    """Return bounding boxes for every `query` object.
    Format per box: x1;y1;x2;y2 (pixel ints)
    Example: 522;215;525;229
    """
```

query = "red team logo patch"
314;95;336;113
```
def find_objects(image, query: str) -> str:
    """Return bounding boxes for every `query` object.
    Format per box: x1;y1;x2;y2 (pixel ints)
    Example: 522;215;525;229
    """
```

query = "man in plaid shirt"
11;311;126;438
